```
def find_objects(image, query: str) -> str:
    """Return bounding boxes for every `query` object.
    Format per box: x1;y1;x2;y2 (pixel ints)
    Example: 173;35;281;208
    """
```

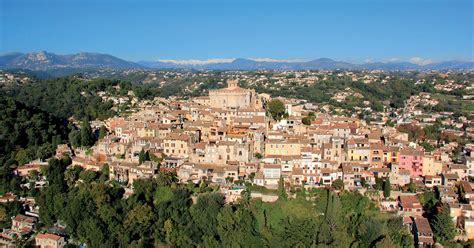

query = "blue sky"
0;0;472;63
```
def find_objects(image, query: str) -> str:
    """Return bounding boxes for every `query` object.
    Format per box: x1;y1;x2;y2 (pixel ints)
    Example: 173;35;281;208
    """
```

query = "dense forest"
0;96;70;194
6;76;158;120
35;157;415;248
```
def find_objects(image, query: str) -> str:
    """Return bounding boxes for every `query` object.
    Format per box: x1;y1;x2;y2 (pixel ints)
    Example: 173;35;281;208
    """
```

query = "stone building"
209;80;259;110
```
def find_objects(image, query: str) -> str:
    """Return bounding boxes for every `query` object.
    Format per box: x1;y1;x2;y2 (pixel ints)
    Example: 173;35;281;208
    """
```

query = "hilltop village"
1;75;473;247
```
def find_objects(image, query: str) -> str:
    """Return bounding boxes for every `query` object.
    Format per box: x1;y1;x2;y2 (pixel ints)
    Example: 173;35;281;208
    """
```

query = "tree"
64;166;83;188
432;203;456;242
421;141;435;152
357;218;384;247
374;177;383;191
407;181;416;193
278;176;287;200
248;172;256;182
138;149;146;164
217;206;262;247
240;188;251;207
190;193;225;239
0;205;7;222
225;176;234;184
267;99;286;121
318;191;350;246
80;119;94;147
332;179;344;190
301;116;311;125
68;129;81;148
383;178;391;198
375;236;396;248
98;125;107;139
387;217;414;247
144;151;150;161
99;164;109;182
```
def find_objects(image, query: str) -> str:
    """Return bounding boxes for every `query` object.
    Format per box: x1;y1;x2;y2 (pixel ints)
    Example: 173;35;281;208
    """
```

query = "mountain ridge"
0;51;144;70
1;51;472;71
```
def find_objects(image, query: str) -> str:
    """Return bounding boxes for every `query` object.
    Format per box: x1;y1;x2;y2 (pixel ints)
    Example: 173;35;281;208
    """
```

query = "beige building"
265;138;304;157
163;133;191;158
422;154;443;176
35;233;65;248
209;80;259;110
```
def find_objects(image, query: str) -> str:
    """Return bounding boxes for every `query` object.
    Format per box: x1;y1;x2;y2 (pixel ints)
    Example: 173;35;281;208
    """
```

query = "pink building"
399;148;424;177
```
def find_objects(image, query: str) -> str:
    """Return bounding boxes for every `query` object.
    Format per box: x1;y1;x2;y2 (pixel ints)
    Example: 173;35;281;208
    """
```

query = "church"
209;79;260;110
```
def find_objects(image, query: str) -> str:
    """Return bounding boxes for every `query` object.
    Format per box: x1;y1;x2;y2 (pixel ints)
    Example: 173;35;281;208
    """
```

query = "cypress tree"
432;203;456;242
383;178;391;198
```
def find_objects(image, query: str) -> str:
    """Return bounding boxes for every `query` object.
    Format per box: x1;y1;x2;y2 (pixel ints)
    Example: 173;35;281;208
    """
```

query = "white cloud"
158;58;235;65
409;57;433;65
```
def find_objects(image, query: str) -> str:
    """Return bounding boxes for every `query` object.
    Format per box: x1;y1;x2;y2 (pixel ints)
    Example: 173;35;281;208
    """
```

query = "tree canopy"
267;99;286;121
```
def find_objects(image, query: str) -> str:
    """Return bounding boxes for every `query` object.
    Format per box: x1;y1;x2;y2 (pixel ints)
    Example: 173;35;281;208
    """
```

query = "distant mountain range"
0;51;143;70
141;58;474;70
1;51;473;71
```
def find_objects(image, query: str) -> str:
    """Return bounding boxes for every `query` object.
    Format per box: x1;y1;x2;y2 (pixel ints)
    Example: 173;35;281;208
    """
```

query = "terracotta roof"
414;217;433;235
13;214;36;223
399;195;422;209
36;233;62;241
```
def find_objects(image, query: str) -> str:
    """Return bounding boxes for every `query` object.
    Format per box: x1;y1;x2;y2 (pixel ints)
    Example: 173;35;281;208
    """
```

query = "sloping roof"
36;233;62;241
414;217;433;235
399;195;422;209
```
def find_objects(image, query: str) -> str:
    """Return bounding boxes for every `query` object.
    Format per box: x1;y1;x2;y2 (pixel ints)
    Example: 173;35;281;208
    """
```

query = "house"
398;195;422;215
11;214;36;234
225;165;239;182
15;162;43;177
109;161;159;185
262;164;281;187
0;193;17;203
465;218;474;240
438;186;458;203
35;233;65;248
399;148;424;177
460;181;474;204
422;154;443;176
254;172;265;186
413;217;434;248
442;173;459;187
424;175;442;188
163;133;191;158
